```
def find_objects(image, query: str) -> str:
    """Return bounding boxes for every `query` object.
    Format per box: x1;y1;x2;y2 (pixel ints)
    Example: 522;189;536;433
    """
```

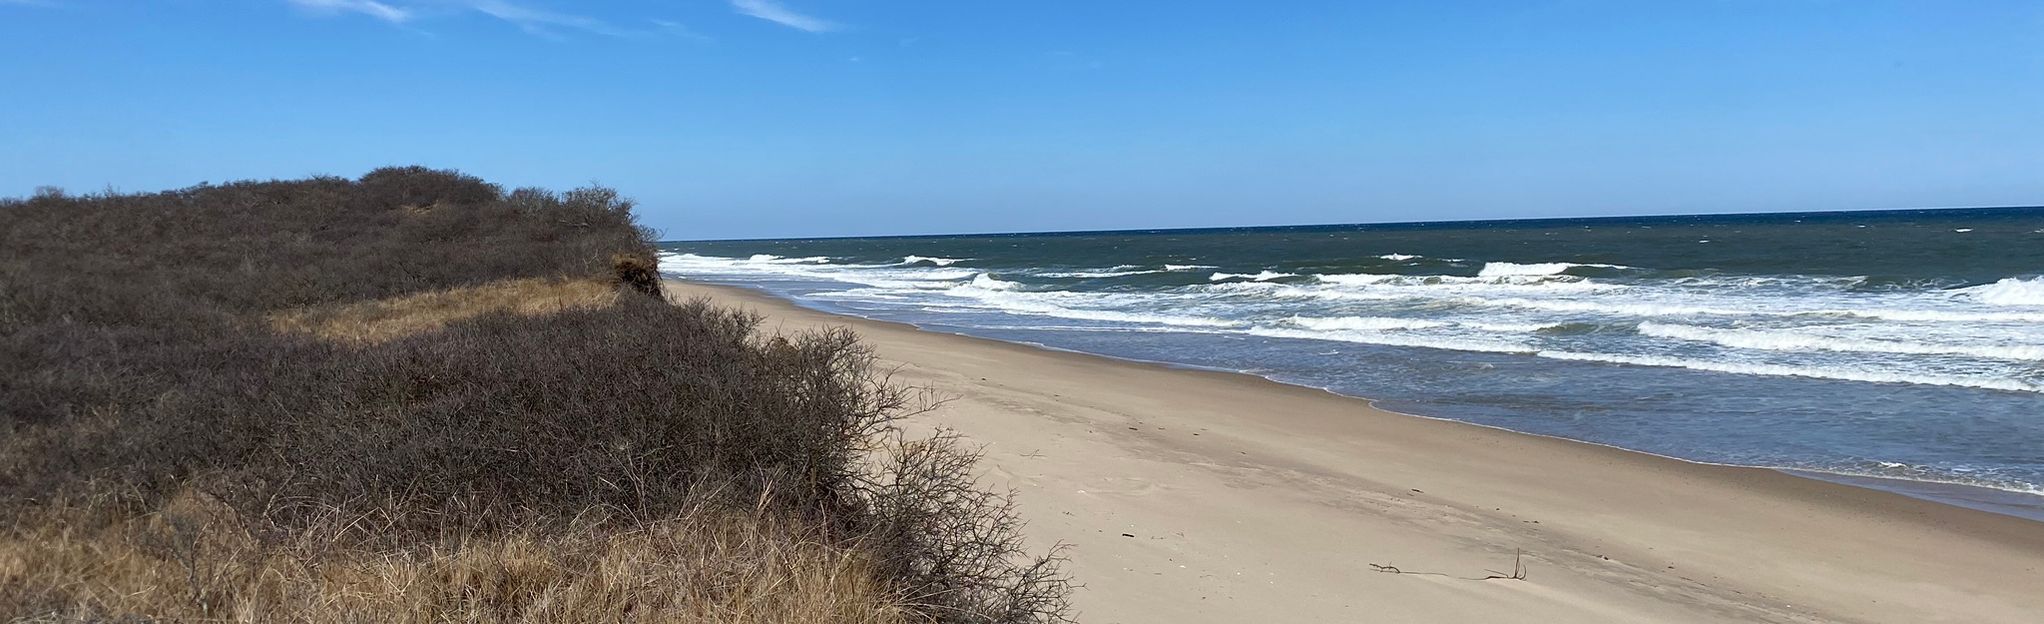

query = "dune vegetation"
0;167;1070;623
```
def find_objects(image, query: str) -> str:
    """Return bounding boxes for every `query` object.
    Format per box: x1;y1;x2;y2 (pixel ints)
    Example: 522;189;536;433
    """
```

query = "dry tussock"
267;277;620;344
2;489;909;624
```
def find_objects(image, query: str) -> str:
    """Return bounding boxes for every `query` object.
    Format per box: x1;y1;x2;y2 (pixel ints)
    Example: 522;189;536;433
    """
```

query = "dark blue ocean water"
659;208;2044;519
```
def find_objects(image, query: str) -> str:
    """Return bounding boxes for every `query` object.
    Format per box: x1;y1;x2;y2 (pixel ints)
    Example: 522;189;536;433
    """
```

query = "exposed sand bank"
667;279;2044;623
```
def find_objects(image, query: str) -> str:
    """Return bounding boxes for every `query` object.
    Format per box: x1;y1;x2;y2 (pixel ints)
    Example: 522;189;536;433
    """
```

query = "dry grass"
267;277;620;344
1;490;911;624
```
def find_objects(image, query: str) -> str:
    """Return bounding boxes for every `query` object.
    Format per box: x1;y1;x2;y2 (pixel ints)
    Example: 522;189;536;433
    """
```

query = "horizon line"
663;203;2044;244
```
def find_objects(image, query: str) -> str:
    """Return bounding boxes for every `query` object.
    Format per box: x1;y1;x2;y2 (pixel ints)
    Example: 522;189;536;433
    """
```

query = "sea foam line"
1477;296;2044;324
1637;322;2044;361
1246;326;1536;355
1534;351;2043;394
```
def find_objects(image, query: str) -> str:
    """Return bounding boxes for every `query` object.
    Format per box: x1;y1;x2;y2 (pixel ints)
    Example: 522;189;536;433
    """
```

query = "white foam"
1283;315;1553;335
1043;309;1240;327
1287;315;1563;335
1377;253;1421;261
1476;261;1629;277
660;252;973;291
1956;277;2044;307
1462;321;1570;333
1479;296;2044;324
1835;307;2044;323
1285;315;1448;331
1312;272;1619;292
745;254;831;264
941;289;1243;328
913;269;979;281
1209;271;1298;282
903;255;966;266
663;252;772;273
1478;262;1574;276
1481;296;1781;319
809;288;913;302
1638;322;2044;361
961;273;1022;291
1247;326;1535;355
1037;268;1166;278
1164;264;1216;271
1194;281;1289;295
1314;273;1403;286
1535;351;2043;394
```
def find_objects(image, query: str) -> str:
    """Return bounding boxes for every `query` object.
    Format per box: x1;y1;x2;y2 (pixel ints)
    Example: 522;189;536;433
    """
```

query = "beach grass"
266;276;622;344
2;489;906;623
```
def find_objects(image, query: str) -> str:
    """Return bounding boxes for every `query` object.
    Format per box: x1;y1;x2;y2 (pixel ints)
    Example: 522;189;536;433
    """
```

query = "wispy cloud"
284;0;641;38
287;0;413;23
652;19;713;43
466;0;625;38
730;0;838;33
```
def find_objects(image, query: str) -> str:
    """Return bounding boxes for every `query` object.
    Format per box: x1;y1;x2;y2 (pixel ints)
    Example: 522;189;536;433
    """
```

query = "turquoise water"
659;207;2044;519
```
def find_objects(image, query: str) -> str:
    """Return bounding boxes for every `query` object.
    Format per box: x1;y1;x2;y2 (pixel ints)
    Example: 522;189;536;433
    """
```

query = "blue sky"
3;1;2041;240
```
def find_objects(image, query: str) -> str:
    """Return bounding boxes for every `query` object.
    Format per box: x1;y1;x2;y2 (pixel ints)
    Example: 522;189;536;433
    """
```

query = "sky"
2;1;2042;240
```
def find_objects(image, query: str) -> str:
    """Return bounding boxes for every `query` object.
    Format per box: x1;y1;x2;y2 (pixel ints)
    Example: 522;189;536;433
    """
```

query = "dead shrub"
614;253;664;298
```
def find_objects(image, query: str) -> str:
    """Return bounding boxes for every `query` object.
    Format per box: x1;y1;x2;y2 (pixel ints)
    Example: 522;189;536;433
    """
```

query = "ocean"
657;207;2044;520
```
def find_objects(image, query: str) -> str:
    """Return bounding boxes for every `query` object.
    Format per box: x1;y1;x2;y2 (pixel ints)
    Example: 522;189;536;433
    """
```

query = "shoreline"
668;278;2044;623
700;278;2044;522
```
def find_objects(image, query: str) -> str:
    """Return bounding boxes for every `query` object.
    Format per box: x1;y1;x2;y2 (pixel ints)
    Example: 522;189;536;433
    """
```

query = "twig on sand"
1369;549;1528;582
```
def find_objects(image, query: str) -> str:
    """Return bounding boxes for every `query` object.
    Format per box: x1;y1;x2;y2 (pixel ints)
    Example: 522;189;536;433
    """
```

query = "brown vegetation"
2;489;909;624
267;277;620;344
0;167;1069;623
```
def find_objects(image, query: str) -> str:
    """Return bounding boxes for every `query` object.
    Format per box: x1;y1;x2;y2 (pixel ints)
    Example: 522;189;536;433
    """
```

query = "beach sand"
667;280;2044;623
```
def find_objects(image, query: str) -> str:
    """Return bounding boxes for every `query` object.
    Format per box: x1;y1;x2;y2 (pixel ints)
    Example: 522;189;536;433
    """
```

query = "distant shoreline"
669;277;2044;623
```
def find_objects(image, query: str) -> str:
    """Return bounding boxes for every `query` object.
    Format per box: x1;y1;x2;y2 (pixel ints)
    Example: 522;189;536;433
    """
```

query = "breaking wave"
1958;277;2044;307
1476;261;1629;277
747;254;831;264
1037;266;1166;278
1209;270;1299;281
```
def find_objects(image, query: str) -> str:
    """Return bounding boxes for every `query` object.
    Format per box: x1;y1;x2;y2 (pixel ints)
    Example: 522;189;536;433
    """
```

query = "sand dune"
668;280;2044;624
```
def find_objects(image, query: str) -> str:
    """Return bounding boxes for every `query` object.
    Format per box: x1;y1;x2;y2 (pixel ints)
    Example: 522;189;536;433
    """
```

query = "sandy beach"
667;279;2044;624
